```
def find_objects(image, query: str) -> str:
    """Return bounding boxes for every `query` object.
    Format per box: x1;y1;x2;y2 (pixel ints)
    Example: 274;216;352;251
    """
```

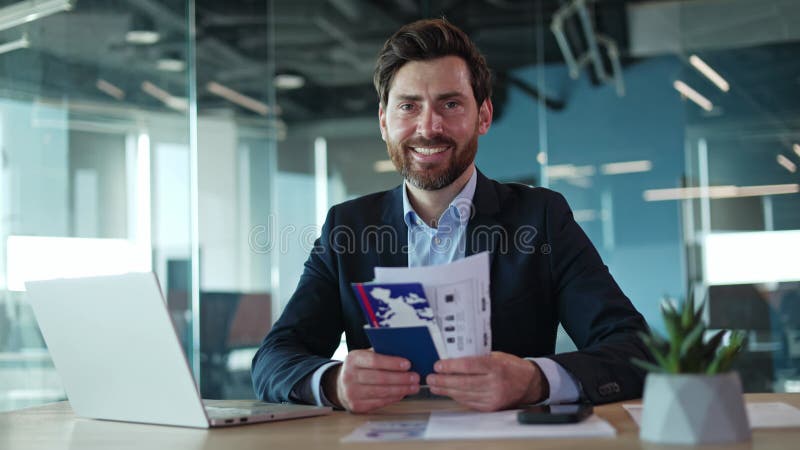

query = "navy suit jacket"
252;170;651;404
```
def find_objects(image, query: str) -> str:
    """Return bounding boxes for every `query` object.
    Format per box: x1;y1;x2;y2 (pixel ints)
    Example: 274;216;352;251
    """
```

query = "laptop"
25;272;331;428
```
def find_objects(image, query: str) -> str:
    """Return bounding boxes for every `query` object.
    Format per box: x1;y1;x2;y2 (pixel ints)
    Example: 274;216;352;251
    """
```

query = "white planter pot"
640;371;751;445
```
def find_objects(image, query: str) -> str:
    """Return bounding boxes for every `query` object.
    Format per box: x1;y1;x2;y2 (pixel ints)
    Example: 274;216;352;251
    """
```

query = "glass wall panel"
0;0;194;411
540;0;799;391
190;0;278;398
2;0;799;412
681;36;800;391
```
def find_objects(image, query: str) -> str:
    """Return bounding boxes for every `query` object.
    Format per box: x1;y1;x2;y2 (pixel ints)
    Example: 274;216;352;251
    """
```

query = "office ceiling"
0;0;798;126
0;0;640;123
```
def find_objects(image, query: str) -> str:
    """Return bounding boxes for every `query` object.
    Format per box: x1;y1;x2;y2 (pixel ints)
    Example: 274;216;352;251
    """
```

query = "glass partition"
0;0;195;410
681;40;800;392
2;0;799;411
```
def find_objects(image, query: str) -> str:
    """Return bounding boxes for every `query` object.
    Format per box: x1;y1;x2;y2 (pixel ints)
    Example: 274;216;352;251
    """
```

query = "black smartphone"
517;403;593;424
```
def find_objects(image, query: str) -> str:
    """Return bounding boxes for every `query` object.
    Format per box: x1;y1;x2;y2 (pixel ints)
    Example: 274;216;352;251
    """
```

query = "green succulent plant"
632;290;746;375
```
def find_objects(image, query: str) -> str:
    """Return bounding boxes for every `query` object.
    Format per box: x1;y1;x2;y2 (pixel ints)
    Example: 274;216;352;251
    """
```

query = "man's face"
379;56;493;190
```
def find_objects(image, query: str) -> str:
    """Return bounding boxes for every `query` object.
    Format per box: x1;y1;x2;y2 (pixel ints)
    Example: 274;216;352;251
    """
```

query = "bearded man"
252;18;651;413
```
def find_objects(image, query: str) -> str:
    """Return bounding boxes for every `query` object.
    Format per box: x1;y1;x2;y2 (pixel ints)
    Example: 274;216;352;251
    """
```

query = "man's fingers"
345;383;419;400
427;352;543;411
426;373;486;391
349;350;411;371
336;353;421;413
428;385;502;412
355;368;419;385
428;385;487;403
434;356;491;374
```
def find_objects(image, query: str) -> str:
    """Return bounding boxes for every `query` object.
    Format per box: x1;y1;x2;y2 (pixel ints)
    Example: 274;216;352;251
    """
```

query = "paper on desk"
340;420;428;443
374;251;491;358
623;402;800;429
423;410;616;440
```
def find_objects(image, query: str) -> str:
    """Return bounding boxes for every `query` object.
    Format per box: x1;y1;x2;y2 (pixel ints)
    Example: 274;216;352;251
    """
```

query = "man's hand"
322;349;420;413
426;351;549;411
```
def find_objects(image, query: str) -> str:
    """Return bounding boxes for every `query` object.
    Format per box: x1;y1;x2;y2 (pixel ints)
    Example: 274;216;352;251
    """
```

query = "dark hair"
373;18;492;108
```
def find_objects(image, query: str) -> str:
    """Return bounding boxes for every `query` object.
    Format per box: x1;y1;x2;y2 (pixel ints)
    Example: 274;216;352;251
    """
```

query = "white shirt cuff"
310;361;343;407
527;357;581;404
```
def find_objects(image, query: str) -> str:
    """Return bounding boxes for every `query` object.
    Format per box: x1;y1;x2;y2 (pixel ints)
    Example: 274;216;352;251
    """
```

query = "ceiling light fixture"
777;154;797;173
156;57;185;72
0;33;28;55
689;55;730;92
794;143;800;158
141;81;171;102
141;81;187;112
0;0;73;33
206;81;269;116
673;80;713;112
601;160;652;175
125;30;159;45
546;164;596;180
125;14;159;45
96;79;125;100
572;209;598;222
274;74;305;90
643;183;799;201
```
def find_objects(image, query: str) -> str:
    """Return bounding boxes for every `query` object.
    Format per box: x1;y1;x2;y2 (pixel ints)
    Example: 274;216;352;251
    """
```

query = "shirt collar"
403;168;477;228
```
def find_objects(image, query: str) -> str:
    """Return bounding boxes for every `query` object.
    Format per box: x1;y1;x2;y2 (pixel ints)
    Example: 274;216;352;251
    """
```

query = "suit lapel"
466;171;502;270
377;185;409;268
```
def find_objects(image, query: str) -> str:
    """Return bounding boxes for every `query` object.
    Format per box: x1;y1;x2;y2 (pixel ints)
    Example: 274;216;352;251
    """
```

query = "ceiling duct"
551;0;625;96
628;0;800;56
0;0;73;32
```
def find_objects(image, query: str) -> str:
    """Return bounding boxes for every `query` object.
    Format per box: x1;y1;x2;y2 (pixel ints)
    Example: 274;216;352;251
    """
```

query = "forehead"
388;56;473;100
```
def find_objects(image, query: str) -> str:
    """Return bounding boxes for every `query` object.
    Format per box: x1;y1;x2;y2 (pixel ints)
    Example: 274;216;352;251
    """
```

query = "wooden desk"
2;393;798;450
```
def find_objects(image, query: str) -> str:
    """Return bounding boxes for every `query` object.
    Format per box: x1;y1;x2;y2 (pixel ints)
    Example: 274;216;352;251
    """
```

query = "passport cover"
353;282;444;377
363;326;441;378
351;282;434;328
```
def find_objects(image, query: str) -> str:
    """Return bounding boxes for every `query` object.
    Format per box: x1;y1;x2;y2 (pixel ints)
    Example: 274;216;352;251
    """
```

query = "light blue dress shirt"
402;166;475;268
303;169;580;406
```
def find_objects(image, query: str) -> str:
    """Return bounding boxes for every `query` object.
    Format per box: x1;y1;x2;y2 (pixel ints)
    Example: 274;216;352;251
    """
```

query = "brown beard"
387;132;478;191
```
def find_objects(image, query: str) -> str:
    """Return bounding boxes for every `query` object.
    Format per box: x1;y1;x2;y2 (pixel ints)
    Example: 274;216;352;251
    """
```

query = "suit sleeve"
251;208;345;403
544;192;654;404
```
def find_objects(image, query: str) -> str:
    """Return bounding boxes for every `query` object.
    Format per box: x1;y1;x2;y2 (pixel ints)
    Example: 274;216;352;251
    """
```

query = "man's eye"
399;104;414;111
444;101;459;109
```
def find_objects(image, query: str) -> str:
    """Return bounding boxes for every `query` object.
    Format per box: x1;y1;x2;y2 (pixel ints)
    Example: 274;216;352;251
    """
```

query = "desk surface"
1;393;799;450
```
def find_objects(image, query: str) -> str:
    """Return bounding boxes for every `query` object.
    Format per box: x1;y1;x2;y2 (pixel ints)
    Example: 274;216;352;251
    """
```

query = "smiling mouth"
410;147;448;155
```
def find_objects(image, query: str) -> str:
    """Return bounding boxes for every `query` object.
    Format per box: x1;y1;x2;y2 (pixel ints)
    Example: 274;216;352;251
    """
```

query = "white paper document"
374;251;491;358
341;420;429;443
423;410;617;440
623;402;800;429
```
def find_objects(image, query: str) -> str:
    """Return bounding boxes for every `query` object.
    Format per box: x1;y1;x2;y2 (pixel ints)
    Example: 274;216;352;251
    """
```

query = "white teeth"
412;147;447;155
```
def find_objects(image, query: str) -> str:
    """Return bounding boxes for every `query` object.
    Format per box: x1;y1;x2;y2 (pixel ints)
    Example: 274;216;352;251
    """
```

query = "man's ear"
378;103;387;141
478;98;493;135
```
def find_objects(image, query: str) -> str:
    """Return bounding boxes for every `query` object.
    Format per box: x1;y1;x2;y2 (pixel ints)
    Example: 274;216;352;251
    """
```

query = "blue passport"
363;326;440;378
352;282;444;378
351;282;434;328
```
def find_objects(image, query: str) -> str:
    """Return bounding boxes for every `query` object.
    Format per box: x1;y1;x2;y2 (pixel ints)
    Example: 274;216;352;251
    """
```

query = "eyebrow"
393;91;467;102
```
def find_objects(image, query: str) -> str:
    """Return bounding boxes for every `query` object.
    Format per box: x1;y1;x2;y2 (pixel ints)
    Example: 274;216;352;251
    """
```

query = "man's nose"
416;107;443;136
